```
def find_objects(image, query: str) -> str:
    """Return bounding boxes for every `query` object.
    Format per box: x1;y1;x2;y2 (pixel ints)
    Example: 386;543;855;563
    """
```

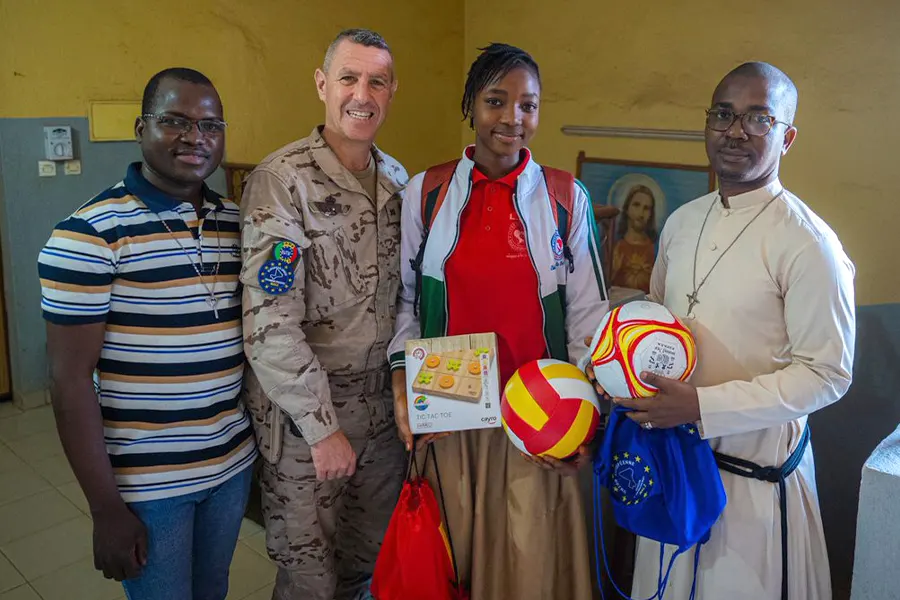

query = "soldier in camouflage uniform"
239;29;408;600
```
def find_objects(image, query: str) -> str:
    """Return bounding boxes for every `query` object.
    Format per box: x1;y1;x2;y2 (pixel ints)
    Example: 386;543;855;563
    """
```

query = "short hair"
141;68;216;114
461;43;541;128
323;29;392;73
716;62;798;124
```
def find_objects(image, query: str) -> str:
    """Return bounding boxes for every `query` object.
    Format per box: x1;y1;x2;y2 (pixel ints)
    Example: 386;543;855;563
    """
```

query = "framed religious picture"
223;162;257;205
576;153;715;295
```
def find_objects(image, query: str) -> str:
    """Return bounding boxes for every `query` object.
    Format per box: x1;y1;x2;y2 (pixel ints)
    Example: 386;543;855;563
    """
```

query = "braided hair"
461;43;541;129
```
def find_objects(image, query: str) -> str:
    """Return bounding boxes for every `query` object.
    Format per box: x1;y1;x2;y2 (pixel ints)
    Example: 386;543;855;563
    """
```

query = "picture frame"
223;162;257;205
576;152;715;294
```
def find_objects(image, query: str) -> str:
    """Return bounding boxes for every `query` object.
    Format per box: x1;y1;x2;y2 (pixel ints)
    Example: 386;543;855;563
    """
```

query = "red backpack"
410;160;576;314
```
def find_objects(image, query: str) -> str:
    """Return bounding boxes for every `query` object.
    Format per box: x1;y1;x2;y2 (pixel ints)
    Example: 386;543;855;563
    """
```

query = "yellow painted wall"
464;0;899;306
0;0;463;176
2;0;895;304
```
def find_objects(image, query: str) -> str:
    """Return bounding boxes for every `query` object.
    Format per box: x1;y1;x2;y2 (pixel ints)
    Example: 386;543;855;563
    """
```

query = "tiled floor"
0;403;276;600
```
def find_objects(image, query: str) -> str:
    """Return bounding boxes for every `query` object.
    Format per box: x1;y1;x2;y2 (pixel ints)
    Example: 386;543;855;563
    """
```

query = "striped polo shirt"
38;162;257;502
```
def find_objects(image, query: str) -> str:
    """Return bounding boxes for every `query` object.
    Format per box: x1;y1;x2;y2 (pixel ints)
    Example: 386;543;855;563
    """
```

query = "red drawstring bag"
371;445;468;600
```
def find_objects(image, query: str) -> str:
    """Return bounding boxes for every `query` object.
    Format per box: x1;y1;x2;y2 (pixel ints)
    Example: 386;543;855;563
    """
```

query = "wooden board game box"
405;333;501;434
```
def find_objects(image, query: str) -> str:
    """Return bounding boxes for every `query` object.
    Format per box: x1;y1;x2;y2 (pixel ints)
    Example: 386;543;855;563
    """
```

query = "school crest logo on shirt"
611;451;654;506
550;230;564;261
507;222;527;257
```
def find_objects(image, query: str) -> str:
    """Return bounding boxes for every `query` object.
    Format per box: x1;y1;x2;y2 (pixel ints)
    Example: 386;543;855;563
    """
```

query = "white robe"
631;180;856;600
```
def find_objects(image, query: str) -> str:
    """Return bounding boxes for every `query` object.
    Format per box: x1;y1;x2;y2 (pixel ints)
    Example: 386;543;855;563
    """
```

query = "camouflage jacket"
240;126;408;453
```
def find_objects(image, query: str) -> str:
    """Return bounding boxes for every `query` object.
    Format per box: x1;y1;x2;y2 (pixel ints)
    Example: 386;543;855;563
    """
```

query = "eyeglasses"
705;108;791;137
142;114;227;136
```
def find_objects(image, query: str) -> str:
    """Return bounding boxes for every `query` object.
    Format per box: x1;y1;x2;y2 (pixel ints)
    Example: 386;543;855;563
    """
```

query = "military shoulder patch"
258;259;295;295
273;240;299;264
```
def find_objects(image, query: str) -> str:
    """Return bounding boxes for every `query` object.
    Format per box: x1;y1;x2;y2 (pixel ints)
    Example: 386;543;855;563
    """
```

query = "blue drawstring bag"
593;406;727;600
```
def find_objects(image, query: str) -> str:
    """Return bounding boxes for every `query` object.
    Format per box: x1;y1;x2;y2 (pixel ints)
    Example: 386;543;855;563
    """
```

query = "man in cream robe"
617;63;855;599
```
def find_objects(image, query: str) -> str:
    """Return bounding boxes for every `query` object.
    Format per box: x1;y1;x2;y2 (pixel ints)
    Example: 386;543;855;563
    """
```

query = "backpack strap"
411;160;459;316
542;166;576;273
593;462;685;600
422;160;458;232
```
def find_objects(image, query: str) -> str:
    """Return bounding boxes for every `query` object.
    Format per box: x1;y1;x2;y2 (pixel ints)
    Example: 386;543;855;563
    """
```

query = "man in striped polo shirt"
38;68;257;600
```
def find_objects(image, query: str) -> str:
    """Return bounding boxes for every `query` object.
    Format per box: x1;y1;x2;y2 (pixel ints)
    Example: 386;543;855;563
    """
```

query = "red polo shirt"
445;148;547;386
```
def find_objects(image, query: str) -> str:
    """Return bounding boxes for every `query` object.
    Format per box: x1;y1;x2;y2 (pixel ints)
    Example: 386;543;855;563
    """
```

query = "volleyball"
588;301;697;399
501;359;601;459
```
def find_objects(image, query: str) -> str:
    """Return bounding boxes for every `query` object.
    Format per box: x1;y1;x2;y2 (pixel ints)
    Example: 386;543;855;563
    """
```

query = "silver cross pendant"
686;291;699;317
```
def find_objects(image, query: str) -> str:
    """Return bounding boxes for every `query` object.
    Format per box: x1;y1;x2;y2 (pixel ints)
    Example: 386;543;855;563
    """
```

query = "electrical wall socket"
38;161;57;177
64;160;82;175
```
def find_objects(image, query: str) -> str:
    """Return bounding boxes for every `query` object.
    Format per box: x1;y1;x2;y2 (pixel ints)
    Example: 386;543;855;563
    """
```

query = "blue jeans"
122;465;254;600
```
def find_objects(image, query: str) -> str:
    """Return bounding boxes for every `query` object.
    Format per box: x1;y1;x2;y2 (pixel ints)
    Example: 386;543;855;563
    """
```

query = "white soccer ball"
587;301;698;398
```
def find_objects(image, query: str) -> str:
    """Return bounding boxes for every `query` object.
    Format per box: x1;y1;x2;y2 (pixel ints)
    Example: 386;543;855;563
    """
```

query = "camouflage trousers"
260;374;405;600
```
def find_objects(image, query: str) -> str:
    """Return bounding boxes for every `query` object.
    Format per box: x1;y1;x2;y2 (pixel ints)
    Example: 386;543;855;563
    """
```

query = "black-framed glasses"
705;108;792;137
142;113;227;136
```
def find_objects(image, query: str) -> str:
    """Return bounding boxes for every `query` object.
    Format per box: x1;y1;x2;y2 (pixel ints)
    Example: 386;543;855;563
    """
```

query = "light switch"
38;161;57;177
64;160;82;175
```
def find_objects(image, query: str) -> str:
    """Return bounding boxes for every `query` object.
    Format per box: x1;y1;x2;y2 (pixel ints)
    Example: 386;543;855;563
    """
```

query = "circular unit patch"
273;241;299;264
258;259;295;295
